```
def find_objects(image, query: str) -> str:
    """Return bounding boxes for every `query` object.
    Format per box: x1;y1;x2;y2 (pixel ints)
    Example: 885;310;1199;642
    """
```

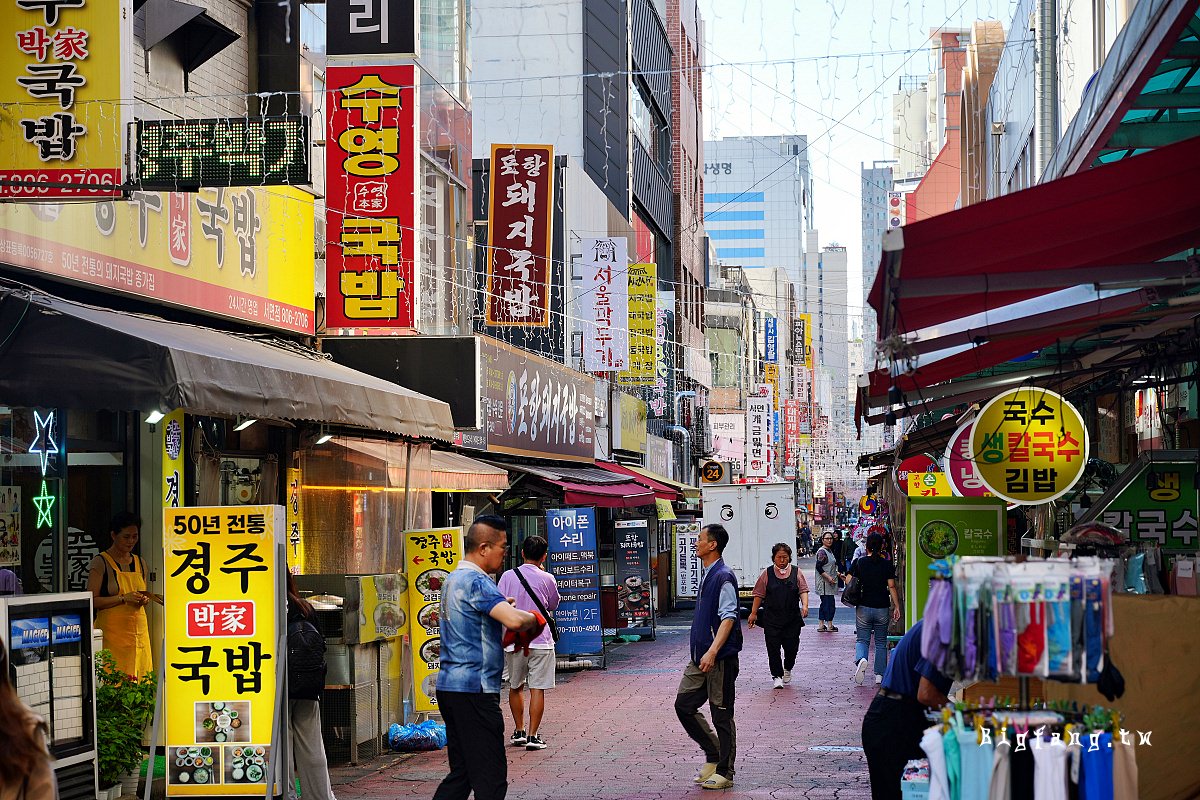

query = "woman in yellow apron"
87;512;153;678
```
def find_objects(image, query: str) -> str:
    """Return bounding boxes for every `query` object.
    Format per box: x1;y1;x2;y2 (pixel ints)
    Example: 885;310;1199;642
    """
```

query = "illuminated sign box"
131;116;309;189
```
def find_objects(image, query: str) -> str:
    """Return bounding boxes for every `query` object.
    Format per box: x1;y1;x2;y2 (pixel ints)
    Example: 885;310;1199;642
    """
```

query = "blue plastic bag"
388;720;447;751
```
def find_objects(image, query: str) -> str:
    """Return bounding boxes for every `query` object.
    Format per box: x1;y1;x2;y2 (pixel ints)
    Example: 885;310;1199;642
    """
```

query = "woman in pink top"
747;543;810;689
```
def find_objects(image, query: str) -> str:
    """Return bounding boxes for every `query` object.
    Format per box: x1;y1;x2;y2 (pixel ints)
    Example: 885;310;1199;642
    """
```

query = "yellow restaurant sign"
164;506;284;796
405;527;462;712
907;471;953;498
162;409;185;508
969;387;1089;504
617;263;657;386
0;186;315;333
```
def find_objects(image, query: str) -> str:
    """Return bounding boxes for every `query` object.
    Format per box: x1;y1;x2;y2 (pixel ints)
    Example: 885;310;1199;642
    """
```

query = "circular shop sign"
942;420;992;497
969;387;1088;504
894;454;938;494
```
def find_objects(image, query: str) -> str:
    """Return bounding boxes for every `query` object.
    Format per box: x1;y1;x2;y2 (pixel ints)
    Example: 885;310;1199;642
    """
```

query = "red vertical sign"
325;64;417;329
484;144;554;327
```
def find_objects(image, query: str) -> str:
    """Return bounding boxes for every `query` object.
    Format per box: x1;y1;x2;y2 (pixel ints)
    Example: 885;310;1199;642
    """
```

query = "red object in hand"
502;611;547;655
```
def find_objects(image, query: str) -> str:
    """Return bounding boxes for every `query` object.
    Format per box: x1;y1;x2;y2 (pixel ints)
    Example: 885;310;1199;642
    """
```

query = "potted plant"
94;649;157;797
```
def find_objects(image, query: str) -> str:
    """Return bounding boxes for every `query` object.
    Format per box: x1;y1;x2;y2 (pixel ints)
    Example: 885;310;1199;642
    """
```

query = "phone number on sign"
0;169;123;197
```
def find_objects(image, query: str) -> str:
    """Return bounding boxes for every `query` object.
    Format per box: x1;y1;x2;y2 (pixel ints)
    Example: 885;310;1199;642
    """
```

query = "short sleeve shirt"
881;619;952;699
436;561;507;694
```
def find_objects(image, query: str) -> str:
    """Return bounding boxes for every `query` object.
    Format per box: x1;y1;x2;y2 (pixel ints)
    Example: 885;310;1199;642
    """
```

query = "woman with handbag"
845;532;900;685
814;533;840;631
747;543;809;689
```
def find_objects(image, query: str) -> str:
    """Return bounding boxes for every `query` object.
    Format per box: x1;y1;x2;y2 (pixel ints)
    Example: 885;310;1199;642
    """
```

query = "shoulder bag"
513;566;559;642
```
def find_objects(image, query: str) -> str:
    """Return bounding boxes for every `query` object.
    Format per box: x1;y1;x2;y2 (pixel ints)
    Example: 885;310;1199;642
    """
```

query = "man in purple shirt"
497;535;560;751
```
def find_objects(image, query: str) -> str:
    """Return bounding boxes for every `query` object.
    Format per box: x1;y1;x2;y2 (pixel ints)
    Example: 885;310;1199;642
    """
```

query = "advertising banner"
907;472;953;498
580;237;629;371
481;338;595;461
617;263;657;386
745;397;771;479
648;306;676;419
782;399;801;464
1;0;128;198
354;574;407;643
0;187;316;333
905;497;1006;627
894;454;938;494
325;64;418;330
942;420;992;497
969;387;1088;504
710;413;744;462
765;317;778;363
163;506;284;796
484;144;554;326
614;392;647;454
162;410;184;509
792;314;812;369
545;508;603;655
763;363;779;409
405;527;462;712
1097;462;1199;550
673;521;702;601
326;0;418;56
614;519;652;625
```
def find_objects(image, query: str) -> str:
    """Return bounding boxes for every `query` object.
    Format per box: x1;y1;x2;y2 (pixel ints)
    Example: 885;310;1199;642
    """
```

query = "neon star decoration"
28;410;59;476
33;480;56;529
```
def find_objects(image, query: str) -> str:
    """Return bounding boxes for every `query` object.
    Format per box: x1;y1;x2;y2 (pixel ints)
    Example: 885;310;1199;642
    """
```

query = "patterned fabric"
437;561;507;694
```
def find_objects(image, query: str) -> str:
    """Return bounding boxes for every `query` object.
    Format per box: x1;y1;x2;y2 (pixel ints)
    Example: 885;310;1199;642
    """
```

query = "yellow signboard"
763;363;779;409
795;313;813;369
0;187;316;333
162;410;185;508
405;527;463;712
1;0;128;198
164;506;284;796
618;263;657;386
970;387;1089;504
356;574;408;643
907;472;953;498
285;468;303;571
617;392;648;454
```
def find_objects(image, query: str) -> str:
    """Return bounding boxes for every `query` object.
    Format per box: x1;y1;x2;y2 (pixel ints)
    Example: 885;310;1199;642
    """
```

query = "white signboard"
673;521;702;600
581;237;630;371
745;396;771;478
710;413;744;462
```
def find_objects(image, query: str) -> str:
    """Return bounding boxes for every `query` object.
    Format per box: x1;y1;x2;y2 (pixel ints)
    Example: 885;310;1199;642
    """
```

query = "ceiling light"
145;410;166;424
316;424;333;445
233;417;257;432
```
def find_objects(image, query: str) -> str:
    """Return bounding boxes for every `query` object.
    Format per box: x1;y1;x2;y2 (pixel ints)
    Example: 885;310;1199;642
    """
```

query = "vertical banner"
285;468;304;570
745;396;771;479
405;527;462;712
793;314;812;368
672;521;702;601
782;399;801;465
765;317;778;363
162;410;185;509
545;508;603;655
580;237;629;371
618;263;657;386
1;0;127;198
613;519;652;625
326;0;418;56
763;364;779;409
164;506;283;796
484;144;554;326
325;64;418;329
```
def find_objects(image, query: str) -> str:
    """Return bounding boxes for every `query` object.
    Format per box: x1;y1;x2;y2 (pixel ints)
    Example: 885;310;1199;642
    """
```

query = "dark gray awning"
0;285;453;441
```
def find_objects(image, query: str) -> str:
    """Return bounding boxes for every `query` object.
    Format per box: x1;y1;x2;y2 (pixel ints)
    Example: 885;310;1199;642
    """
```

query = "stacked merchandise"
1061;521;1197;596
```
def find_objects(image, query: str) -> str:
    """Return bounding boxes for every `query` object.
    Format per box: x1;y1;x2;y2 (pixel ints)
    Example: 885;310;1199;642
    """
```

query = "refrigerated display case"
1;592;98;800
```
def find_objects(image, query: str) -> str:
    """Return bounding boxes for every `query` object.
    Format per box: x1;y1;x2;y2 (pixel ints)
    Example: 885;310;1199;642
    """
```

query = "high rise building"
860;161;893;370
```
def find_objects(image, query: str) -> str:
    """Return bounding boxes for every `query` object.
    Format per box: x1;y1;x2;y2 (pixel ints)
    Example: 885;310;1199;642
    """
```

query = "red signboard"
325;64;417;329
186;601;256;638
782;399;801;461
484;144;554;326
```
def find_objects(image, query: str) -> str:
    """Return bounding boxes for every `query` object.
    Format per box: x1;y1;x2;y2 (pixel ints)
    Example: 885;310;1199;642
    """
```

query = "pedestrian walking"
675;523;742;791
0;639;56;800
860;619;951;800
497;535;560;752
434;516;542;800
747;542;809;689
847;533;900;686
285;572;337;800
814;533;840;631
797;523;813;556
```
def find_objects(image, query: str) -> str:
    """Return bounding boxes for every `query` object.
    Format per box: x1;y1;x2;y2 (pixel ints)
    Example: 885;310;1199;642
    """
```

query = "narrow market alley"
332;579;875;799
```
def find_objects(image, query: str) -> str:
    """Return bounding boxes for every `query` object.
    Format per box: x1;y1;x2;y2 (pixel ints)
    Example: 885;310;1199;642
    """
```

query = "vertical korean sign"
1;0;127;198
765;317;778;363
614;519;652;626
782;399;801;466
405;527;462;713
162;410;185;509
580;237;629;371
485;144;554;326
618;263;657;386
745;396;771;479
545;508;602;655
164;506;284;796
673;521;701;601
326;64;418;329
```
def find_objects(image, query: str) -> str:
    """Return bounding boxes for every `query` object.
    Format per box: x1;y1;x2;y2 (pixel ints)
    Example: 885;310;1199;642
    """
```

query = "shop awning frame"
595;461;681;501
494;461;656;509
623;464;703;500
430;450;510;493
0;284;454;441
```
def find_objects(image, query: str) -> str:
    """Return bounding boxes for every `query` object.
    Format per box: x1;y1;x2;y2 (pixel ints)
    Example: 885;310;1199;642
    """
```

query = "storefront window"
420;160;470;334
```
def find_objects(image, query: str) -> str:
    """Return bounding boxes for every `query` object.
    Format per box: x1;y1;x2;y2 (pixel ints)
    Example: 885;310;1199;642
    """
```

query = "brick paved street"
332;562;881;800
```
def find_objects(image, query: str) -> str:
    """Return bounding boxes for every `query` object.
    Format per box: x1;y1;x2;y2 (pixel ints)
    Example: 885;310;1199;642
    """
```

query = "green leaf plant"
94;649;157;788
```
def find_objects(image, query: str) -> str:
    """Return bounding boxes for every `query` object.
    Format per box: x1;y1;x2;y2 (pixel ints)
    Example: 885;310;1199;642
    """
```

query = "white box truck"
701;482;796;609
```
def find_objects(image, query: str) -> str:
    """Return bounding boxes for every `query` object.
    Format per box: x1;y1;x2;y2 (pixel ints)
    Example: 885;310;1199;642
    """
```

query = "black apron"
762;566;803;629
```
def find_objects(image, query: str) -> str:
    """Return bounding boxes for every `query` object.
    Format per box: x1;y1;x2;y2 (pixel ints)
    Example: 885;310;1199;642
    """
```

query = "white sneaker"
782;669;792;684
772;676;784;689
853;658;868;685
874;674;883;685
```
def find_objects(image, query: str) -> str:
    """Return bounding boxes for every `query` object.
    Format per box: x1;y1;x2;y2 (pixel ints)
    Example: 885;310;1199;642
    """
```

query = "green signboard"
1094;462;1199;551
905;496;1007;627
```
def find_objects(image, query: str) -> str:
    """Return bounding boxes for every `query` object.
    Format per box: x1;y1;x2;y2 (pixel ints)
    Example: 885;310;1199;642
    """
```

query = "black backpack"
287;617;327;701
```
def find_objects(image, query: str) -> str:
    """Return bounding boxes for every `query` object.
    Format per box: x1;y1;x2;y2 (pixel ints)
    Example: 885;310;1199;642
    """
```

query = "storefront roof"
621;464;702;500
497;462;656;508
595;461;681;501
430;450;510;493
0;284;454;441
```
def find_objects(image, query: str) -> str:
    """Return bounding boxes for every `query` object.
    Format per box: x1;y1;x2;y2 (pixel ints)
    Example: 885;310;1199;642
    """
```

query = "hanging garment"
923;579;955;671
1112;740;1138;800
1084;579;1105;683
923;725;951;800
1144;548;1165;595
944;724;962;800
1031;739;1070;800
1078;732;1113;800
989;738;1011;800
958;726;992;800
1172;557;1197;596
1009;736;1036;798
1016;601;1047;675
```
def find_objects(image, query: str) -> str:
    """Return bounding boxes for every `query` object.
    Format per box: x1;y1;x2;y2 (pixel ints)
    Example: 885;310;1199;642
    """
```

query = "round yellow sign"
968;387;1089;504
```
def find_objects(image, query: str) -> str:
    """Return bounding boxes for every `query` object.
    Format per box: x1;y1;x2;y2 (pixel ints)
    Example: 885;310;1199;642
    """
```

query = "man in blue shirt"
434;515;541;800
860;618;952;800
675;523;742;790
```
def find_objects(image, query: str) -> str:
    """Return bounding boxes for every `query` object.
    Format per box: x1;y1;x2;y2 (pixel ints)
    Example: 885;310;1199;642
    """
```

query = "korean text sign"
164;506;284;797
405;527;462;713
580;237;630;371
545;508;603;655
614;519;652;625
943;420;992;497
325;64;417;329
1;0;127;198
969;387;1088;504
765;317;778;363
1098;463;1199;550
905;497;1006;627
745;396;771;478
673;521;702;601
326;0;417;57
617;263;657;386
485;144;554;326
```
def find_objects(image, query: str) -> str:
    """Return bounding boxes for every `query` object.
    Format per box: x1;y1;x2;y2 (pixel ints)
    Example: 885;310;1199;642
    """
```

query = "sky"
697;0;1019;311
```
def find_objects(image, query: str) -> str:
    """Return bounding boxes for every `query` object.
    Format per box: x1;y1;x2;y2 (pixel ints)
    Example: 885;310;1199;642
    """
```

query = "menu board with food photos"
614;519;653;625
405;528;462;713
353;573;408;643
